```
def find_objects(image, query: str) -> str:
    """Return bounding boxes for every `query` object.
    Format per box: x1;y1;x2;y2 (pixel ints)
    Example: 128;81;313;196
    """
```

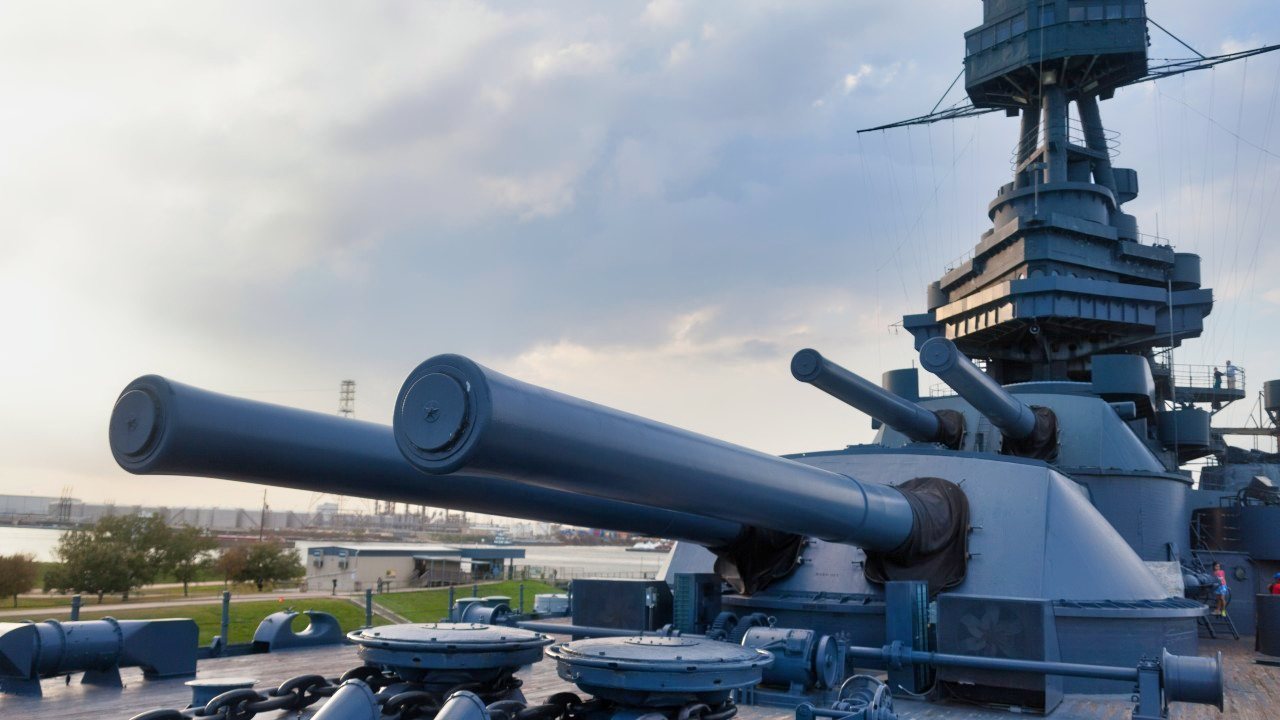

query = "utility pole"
258;489;268;542
339;380;356;417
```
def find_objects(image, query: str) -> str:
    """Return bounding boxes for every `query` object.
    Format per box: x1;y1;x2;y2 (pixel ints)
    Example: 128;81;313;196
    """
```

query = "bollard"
473;583;480;598
365;588;373;628
220;591;231;652
69;594;81;621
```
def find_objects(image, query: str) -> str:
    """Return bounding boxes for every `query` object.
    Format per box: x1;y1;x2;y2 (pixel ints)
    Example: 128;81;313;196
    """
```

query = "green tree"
218;542;304;591
0;553;38;607
45;515;172;602
161;526;217;597
216;544;249;586
45;527;132;602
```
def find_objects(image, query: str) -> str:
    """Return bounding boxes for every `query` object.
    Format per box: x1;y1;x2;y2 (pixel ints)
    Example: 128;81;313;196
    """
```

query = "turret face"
905;0;1213;383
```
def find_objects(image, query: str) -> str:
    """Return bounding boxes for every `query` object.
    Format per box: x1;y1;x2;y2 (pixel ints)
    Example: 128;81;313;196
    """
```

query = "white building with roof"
303;542;525;593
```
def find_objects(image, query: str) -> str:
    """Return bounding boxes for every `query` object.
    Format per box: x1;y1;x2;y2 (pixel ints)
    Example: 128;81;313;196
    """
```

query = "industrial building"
0;493;477;533
302;543;525;593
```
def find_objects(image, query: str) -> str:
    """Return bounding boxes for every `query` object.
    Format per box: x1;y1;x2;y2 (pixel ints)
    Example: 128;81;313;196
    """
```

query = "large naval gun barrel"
394;354;918;552
108;376;743;547
919;338;1058;458
791;348;963;448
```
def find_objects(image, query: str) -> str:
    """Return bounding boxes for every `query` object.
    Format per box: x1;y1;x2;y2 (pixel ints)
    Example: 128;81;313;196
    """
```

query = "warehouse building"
303;543;525;593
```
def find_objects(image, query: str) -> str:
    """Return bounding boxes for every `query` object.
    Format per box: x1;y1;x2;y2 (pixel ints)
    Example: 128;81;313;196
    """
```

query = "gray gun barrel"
919;337;1036;439
791;349;944;443
393;354;916;551
108;376;743;547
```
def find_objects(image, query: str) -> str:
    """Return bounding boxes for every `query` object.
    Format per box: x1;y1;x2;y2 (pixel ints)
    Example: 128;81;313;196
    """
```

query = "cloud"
531;42;617;79
498;296;897;455
643;0;686;27
2;1;1279;512
844;64;875;92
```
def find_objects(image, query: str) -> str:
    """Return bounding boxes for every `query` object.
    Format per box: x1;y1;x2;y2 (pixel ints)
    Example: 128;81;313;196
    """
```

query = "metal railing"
943;247;976;275
1159;362;1246;393
1007;118;1121;170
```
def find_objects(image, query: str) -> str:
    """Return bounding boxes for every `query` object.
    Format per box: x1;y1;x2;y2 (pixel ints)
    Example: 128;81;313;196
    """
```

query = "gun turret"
791;349;964;448
919;338;1058;459
108;375;743;547
395;354;927;551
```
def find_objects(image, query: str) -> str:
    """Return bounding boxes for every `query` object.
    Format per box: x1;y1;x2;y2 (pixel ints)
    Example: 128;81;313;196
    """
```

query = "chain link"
483;692;736;720
127;666;738;720
381;689;440;718
127;665;451;720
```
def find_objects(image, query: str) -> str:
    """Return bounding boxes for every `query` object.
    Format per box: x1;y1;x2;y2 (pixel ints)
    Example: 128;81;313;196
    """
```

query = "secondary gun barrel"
108;376;743;547
919;337;1037;439
791;348;954;445
393;354;916;551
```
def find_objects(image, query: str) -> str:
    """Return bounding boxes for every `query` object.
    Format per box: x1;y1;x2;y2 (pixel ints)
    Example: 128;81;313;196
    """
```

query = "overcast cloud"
3;1;1279;516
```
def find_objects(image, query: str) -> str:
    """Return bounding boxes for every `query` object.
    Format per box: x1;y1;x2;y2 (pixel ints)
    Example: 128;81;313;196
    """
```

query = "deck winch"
347;623;552;701
546;635;771;709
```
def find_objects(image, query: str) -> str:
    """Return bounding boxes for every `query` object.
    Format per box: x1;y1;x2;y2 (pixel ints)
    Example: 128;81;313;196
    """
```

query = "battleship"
4;2;1280;719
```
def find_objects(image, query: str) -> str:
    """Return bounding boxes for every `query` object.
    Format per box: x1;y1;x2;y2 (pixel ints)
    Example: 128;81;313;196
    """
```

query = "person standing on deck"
1225;361;1237;390
1212;562;1229;617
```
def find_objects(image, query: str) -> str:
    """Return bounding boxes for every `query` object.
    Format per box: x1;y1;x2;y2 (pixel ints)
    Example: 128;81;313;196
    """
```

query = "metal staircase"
1188;535;1241;640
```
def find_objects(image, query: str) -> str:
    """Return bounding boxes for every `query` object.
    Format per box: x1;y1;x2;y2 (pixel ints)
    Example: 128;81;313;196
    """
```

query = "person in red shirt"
1212;562;1229;617
1270;572;1280;595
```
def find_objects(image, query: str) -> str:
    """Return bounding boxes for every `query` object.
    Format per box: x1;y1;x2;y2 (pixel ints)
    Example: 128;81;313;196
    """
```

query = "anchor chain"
483;693;738;720
127;667;736;720
126;665;524;720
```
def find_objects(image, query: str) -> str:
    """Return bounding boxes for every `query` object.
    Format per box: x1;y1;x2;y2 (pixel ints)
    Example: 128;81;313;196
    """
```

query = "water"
0;526;665;574
0;526;65;561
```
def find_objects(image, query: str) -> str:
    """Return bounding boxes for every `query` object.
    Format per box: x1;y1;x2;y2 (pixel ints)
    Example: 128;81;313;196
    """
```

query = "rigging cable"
879;130;913;300
926;121;940;279
905;126;926;291
1225;58;1249;361
1231;57;1280;371
1153;74;1168;247
856;131;885;369
872;127;979;287
929;68;966;116
1147;17;1207;60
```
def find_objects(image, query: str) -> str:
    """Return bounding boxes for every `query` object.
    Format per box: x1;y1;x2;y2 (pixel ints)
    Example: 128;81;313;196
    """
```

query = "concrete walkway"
0;590;355;619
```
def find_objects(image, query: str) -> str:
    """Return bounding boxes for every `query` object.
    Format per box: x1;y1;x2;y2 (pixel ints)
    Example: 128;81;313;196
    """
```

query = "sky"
3;1;1280;517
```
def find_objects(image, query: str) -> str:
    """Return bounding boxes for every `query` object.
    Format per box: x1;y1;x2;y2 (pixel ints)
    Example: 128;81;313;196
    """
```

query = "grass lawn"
35;598;390;646
376;580;562;622
12;582;265;610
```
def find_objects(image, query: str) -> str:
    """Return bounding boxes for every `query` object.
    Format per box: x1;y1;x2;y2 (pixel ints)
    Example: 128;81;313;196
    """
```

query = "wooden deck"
0;633;1274;719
